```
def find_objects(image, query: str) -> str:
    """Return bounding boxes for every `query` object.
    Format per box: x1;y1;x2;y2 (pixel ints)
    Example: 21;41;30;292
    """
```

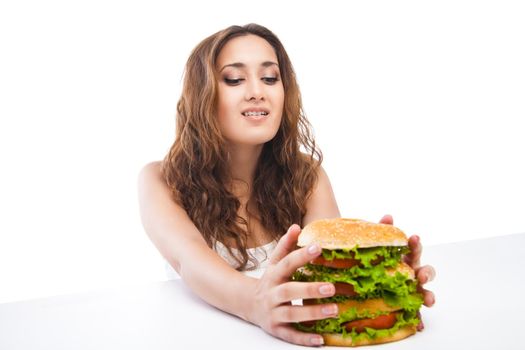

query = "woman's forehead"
217;34;278;70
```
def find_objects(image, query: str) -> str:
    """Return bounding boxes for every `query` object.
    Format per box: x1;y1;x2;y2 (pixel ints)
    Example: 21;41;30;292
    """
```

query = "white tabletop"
1;233;524;349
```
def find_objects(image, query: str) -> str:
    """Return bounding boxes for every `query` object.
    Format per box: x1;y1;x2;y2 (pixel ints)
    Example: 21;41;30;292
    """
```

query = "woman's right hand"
247;224;337;346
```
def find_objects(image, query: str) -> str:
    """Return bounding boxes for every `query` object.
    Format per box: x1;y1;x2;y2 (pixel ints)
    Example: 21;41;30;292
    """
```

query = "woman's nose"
245;80;265;101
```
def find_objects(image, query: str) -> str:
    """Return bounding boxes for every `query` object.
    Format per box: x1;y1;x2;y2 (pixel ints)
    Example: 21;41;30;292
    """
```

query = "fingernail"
319;284;334;295
424;272;431;282
322;304;338;315
311;336;324;345
308;244;320;255
426;269;435;282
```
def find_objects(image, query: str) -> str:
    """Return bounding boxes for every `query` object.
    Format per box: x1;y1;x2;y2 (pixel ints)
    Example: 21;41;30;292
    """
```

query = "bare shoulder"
311;163;334;200
137;160;171;197
302;162;341;226
138;160;163;183
315;163;330;184
137;159;183;212
137;160;179;219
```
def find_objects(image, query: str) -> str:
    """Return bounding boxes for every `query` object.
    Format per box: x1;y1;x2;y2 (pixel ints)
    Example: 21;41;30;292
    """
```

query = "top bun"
298;218;408;249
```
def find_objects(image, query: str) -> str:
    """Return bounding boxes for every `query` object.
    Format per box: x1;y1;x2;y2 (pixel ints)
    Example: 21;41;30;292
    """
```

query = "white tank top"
165;240;277;280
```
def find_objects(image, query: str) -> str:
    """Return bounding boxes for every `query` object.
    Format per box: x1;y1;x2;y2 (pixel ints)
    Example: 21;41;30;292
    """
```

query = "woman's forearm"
174;244;258;323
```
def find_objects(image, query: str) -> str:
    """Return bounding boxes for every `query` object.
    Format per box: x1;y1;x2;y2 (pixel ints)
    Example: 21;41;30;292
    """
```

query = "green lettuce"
306;292;423;314
321;246;410;268
293;263;418;302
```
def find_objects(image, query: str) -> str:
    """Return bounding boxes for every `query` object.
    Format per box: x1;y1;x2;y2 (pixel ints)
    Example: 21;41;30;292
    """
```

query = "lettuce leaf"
321;246;410;268
306;292;423;315
293;264;418;301
383;291;423;313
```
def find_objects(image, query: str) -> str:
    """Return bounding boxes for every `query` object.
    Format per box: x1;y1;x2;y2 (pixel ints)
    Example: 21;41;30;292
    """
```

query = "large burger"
293;218;423;347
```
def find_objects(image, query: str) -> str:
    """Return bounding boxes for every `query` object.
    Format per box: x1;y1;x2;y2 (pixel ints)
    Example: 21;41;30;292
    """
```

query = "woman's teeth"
242;111;268;116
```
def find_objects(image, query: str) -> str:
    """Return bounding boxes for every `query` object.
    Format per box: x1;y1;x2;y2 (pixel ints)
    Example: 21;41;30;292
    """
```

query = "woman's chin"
227;129;279;146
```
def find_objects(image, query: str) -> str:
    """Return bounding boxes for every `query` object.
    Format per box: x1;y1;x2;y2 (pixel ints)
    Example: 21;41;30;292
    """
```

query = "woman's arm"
138;161;255;320
138;161;341;346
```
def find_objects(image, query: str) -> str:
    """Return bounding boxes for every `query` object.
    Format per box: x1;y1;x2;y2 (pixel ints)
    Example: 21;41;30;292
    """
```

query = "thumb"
268;224;301;265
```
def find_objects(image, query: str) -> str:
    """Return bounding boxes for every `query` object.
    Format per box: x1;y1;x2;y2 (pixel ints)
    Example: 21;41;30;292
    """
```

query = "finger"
404;235;421;269
274;325;325;346
417;286;435;307
269;224;302;265
416;311;425;331
416;265;436;285
272;282;335;306
379;214;393;225
274;244;322;282
273;303;338;323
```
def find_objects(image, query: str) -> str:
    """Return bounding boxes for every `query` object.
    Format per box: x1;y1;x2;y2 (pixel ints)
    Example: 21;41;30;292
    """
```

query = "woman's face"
216;34;284;147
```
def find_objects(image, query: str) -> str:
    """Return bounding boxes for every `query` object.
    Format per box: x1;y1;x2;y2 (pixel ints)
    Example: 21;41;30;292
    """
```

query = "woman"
138;23;435;346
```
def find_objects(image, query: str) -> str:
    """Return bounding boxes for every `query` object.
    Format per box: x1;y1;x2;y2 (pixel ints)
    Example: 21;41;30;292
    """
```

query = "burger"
293;218;423;347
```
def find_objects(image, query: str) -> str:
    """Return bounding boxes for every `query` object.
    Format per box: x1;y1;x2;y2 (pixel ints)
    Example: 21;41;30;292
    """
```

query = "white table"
1;233;524;349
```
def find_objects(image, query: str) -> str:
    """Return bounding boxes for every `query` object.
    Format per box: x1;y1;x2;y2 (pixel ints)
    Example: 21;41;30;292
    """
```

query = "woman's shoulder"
138;160;167;192
138;160;166;184
302;160;340;225
296;152;324;177
138;160;186;207
140;160;162;175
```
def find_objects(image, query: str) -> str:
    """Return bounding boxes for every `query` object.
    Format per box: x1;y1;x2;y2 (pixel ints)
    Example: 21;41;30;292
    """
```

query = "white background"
0;0;523;304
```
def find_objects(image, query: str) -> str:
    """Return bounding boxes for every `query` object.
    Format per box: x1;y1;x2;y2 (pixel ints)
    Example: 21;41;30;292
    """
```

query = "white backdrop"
1;0;524;304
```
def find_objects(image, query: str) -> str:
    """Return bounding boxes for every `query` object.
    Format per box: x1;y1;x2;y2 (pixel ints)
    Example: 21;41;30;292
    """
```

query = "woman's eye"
263;77;279;84
224;78;243;85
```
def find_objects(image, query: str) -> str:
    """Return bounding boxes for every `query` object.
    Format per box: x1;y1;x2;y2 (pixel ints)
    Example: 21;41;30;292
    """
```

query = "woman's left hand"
379;214;436;331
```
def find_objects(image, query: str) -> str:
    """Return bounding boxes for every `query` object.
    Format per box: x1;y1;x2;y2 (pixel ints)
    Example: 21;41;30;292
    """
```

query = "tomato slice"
299;320;316;327
344;312;399;333
333;282;359;297
310;256;385;269
311;256;360;269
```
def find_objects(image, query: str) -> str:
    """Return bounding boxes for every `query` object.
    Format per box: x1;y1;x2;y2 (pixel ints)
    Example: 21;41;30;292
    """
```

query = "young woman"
138;23;435;346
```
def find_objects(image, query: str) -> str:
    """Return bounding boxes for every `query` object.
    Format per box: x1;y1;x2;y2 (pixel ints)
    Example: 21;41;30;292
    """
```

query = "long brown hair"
162;23;322;270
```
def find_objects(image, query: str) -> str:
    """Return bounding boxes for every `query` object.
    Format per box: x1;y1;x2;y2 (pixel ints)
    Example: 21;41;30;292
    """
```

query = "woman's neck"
226;143;263;197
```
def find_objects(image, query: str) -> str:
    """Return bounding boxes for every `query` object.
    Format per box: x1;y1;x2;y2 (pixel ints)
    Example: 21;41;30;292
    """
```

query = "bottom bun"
322;325;417;347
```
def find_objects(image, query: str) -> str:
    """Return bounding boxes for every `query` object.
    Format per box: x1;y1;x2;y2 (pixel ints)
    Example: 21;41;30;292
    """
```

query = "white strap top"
214;240;277;277
165;240;277;280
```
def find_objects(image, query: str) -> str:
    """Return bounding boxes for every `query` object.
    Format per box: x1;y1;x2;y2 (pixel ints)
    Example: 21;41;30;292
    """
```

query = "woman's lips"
241;112;270;121
242;111;269;117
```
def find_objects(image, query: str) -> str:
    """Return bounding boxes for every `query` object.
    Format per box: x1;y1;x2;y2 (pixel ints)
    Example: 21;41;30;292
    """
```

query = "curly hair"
162;23;322;270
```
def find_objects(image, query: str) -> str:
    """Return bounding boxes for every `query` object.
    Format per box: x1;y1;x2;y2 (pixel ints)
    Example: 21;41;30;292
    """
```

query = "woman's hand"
247;224;335;346
379;214;436;331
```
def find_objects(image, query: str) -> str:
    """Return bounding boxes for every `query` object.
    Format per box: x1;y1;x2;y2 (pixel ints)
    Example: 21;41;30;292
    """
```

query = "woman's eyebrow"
219;61;279;72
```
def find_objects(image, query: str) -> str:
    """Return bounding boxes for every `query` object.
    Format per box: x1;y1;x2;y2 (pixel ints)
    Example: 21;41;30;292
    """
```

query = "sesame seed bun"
298;218;408;249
